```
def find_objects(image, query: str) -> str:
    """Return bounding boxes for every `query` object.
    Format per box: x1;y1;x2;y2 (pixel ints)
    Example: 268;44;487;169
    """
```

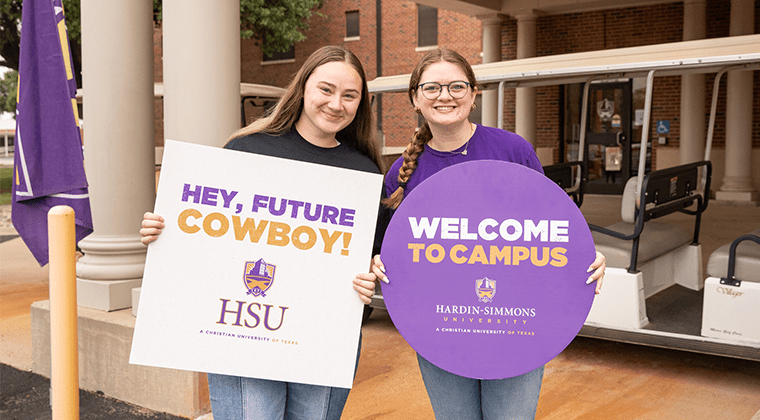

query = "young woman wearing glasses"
367;48;606;420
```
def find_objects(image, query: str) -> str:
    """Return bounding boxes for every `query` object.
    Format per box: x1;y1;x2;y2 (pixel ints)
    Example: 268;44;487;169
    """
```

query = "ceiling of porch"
414;0;679;19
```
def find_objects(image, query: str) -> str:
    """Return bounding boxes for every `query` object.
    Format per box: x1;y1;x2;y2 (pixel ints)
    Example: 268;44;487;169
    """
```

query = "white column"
478;14;505;128
515;13;537;146
163;0;240;147
716;0;758;203
77;0;155;311
679;0;706;165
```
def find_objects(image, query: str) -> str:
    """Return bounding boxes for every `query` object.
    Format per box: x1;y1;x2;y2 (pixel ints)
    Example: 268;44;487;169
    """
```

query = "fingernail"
586;277;594;284
381;276;389;284
380;266;386;273
587;266;594;273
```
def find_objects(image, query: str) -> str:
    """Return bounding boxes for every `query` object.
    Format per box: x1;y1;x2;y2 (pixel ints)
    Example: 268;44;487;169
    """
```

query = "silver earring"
471;103;476;111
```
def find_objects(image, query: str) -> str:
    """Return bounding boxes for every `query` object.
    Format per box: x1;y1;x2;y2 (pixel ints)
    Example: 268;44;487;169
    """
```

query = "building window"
417;4;437;48
346;11;360;39
263;44;295;63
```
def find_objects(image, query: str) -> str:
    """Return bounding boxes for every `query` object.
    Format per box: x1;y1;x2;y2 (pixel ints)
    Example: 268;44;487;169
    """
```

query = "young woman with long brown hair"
141;45;384;420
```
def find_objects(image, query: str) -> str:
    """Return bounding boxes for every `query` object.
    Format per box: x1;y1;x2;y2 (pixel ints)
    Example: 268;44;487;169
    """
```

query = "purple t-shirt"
380;127;595;379
384;124;544;198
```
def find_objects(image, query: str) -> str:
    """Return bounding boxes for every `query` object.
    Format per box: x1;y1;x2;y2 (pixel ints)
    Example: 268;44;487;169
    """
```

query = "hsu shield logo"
244;259;276;297
597;98;614;121
476;278;496;303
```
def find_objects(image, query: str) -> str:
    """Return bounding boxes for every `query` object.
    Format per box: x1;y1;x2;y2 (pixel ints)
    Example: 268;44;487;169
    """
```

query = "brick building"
238;0;483;162
235;0;759;199
55;4;758;416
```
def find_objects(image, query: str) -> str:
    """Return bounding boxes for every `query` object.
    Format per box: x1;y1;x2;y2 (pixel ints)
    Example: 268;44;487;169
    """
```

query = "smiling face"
412;61;478;130
296;60;363;146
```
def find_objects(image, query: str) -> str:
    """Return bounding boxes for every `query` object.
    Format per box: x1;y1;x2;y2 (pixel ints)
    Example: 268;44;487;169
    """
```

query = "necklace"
430;122;476;155
460;123;476;156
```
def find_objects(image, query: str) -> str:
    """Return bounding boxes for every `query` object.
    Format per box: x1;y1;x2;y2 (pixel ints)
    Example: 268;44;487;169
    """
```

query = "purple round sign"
381;160;595;379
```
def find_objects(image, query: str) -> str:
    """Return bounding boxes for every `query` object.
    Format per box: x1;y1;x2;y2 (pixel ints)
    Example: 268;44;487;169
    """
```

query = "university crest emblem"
476;278;496;303
244;258;276;297
597;98;614;121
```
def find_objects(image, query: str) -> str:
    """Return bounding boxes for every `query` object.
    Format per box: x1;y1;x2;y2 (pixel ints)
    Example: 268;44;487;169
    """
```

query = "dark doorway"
585;80;632;194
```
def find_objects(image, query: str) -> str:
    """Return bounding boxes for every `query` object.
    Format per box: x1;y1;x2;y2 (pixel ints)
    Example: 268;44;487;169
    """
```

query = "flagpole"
48;205;80;420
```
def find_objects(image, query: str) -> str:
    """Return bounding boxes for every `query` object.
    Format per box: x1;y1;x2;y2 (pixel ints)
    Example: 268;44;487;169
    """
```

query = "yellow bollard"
48;205;79;420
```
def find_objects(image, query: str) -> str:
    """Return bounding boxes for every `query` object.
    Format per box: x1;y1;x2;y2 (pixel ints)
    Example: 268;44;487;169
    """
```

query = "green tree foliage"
240;0;322;56
0;69;17;114
0;0;22;71
0;0;83;83
149;0;322;55
150;0;322;55
0;0;320;113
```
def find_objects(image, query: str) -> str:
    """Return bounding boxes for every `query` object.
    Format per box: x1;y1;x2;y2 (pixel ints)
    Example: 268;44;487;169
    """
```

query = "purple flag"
12;0;93;266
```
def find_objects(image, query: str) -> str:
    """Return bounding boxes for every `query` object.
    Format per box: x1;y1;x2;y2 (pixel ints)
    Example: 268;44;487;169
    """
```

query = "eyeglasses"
417;81;471;100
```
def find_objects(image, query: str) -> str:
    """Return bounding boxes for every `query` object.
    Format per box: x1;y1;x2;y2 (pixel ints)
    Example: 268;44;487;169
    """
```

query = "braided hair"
382;48;478;209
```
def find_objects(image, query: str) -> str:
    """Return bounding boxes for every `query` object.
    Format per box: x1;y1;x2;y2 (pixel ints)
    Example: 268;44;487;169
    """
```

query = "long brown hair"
382;48;478;209
227;45;383;171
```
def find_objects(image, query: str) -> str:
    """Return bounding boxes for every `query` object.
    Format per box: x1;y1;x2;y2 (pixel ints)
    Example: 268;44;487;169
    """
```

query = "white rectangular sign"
130;139;383;388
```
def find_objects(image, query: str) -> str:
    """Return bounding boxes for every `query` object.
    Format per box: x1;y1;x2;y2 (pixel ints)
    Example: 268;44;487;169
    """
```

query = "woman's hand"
353;272;377;305
140;212;165;246
352;255;390;305
586;251;606;294
371;254;389;284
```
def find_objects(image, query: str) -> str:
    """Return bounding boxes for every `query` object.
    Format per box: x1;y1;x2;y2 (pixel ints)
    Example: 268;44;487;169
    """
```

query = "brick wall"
381;4;482;149
531;3;685;167
504;1;760;167
704;0;760;150
234;0;482;151
380;0;418;150
755;70;760;149
152;1;760;164
154;25;164;149
499;19;517;133
241;0;378;87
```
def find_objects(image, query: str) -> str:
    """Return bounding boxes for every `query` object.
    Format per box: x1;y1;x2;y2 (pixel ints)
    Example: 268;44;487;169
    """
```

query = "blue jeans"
417;354;544;420
207;336;361;420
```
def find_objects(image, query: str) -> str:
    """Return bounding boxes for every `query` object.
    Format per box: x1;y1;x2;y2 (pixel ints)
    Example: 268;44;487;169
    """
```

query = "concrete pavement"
2;197;760;419
1;204;193;419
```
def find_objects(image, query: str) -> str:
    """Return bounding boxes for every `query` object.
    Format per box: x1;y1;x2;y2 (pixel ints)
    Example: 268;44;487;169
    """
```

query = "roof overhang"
76;82;285;101
416;0;501;16
367;34;760;94
413;0;680;19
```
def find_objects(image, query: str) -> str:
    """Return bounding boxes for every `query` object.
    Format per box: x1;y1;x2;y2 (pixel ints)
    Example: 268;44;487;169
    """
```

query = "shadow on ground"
1;364;186;420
